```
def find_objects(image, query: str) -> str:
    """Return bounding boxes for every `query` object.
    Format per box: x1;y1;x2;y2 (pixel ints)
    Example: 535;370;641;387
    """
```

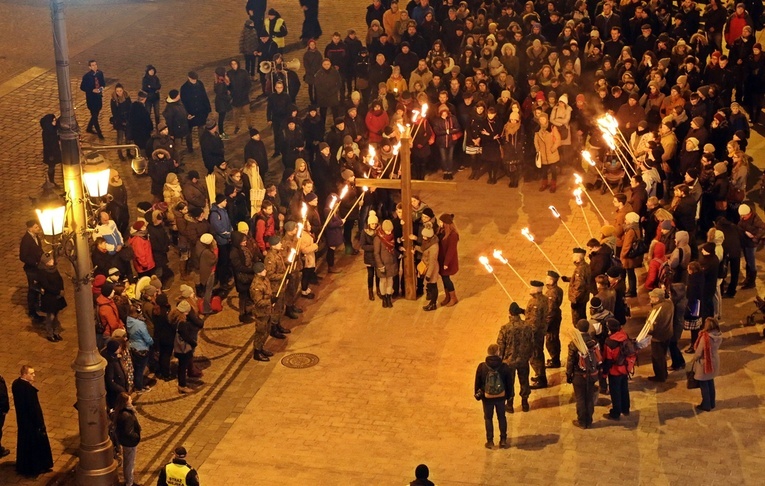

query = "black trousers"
607;373;630;417
571;300;587;325
87;107;103;135
651;340;669;381
668;339;686;369
216;243;232;285
481;397;507;441
175;351;193;387
158;343;173;378
24;268;38;315
0;411;5;447
725;257;740;295
573;375;597;426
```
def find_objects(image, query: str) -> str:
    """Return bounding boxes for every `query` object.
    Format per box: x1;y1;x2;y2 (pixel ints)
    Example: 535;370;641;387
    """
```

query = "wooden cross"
359;129;457;300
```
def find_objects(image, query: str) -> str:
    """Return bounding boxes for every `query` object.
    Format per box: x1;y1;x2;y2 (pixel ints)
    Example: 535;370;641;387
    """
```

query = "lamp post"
47;0;118;483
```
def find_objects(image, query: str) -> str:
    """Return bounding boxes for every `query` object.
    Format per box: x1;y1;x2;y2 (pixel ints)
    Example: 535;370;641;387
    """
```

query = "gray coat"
373;233;399;278
420;238;439;282
692;330;722;381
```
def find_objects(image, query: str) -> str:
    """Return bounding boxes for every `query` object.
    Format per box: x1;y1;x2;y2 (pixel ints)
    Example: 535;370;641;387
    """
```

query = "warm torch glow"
549;206;561;218
301;203;308;220
492;249;508;264
287;247;296;262
339;185;349;199
582;150;595;166
479;255;494;273
522;228;534;242
574;188;584;206
329;194;338;210
574;173;583;185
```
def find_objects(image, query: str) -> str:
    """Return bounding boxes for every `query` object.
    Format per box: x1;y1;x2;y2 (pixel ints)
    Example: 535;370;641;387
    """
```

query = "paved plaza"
1;0;765;484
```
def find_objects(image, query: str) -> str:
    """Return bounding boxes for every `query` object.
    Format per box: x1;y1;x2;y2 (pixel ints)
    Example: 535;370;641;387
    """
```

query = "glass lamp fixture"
36;204;66;236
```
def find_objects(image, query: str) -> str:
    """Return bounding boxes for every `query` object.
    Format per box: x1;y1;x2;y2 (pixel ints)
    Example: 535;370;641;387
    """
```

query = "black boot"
284;307;300;319
506;399;514;414
423;301;437;311
368;288;375;301
521;397;530;412
261;347;274;357
290;305;304;314
270;329;287;339
530;378;548;389
277;324;291;334
253;350;269;361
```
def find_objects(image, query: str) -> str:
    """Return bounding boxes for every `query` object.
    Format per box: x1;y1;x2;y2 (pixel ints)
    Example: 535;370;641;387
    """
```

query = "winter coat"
128;234;155;274
162;100;190;138
420;237;439;282
497;316;534;366
110;94;132;131
209;204;232;245
738;213;765;248
692;330;722;380
128;101;153;149
313;68;342;108
569;260;591;305
214;81;233;114
37;265;66;314
373;231;399;278
365;110;389;144
438;230;459;276
228;68;252;108
303;48;323;83
620;223;643;269
180;81;211;127
197;242;217;285
360;229;376;266
549;104;572;145
603;329;630;376
645;241;667;291
115;408;141;447
534;126;561;165
650;296;675;342
182;179;208;211
200;130;225;173
80;69;105;110
104;353;128;407
431;114;460;149
40;114;62;166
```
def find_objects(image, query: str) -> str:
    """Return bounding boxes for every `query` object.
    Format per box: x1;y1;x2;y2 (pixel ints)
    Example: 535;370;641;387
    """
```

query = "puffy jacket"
534;126;561;165
97;295;124;337
128;234;156;274
115;408;141;447
209;204;232;245
162;100;189;138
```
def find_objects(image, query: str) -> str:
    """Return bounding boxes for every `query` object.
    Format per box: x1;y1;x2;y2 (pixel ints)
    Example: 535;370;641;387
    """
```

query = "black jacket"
180;81;211;127
104;354;128;407
200;130;225;174
115;408;141;447
473;355;511;399
128;100;153;149
39;114;62;166
19;232;43;270
244;139;269;181
227;68;252;108
80;69;105;110
162;101;190;138
0;374;9;414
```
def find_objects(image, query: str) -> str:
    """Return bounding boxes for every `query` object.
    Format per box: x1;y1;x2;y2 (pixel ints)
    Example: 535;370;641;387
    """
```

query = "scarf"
376;227;395;254
694;330;714;374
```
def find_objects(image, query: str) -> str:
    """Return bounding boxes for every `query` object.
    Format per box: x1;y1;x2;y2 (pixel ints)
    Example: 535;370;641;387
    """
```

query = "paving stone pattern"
0;0;764;485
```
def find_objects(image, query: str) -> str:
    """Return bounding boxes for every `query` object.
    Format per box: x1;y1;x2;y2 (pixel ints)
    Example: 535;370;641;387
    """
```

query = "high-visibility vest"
164;462;191;485
265;18;286;48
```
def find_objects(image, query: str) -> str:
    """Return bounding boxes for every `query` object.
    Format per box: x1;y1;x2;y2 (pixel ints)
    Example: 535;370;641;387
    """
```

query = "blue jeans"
439;146;455;174
481;397;507;441
699;379;716;410
744;246;756;275
122;445;136;486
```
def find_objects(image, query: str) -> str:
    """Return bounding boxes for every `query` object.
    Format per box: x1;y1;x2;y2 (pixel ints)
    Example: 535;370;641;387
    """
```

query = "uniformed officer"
250;262;275;361
526;280;549;390
497;302;534;413
562;247;591;325
157;446;200;486
544;270;564;369
264;235;287;340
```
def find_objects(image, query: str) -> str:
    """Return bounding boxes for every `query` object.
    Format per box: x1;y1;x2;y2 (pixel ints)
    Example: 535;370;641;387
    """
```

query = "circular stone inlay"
280;353;320;369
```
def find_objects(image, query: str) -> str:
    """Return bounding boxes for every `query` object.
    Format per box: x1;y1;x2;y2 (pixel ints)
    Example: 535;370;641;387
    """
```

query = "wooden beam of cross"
358;132;457;301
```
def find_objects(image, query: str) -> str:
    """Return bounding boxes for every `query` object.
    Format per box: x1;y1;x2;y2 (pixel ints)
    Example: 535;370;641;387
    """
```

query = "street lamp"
81;154;111;198
46;0;118;483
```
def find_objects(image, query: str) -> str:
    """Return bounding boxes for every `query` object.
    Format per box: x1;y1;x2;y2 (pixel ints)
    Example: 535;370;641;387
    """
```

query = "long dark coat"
180;80;212;127
128;100;153;150
36;265;66;314
12;378;53;476
39;114;61;166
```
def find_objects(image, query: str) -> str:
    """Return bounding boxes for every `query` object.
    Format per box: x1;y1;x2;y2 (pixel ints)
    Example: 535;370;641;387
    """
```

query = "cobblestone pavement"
0;0;765;485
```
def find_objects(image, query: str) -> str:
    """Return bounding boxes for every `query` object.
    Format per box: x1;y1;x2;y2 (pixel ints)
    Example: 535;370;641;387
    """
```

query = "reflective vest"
265;18;286;48
164;462;191;485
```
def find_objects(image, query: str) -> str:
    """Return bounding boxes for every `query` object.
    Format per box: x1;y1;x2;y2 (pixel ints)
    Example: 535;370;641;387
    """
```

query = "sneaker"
178;386;194;394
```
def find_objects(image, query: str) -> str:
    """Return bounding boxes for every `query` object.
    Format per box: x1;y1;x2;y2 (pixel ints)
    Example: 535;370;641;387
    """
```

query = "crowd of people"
7;0;765;479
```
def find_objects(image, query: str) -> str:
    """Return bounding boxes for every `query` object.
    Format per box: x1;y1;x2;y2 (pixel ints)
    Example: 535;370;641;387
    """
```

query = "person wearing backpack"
566;319;601;429
473;344;512;449
602;318;634;420
588;297;613;395
648;288;675;382
496;302;534;413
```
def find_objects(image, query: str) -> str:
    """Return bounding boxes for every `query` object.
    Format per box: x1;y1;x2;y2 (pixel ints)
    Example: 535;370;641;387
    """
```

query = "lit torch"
492;249;530;288
479;255;514;301
581;150;614;196
521;228;561;273
549;205;582;247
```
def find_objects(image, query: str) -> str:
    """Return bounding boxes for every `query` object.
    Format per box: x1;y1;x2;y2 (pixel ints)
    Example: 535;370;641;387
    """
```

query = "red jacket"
438;230;459;276
254;212;275;252
97;294;125;337
128;235;155;273
365;110;389;144
604;329;630;376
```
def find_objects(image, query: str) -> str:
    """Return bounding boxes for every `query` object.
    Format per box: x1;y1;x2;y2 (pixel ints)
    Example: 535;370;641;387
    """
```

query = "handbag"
686;362;700;389
557;124;569;139
417;260;427;276
465;145;482;155
727;186;745;203
535;151;542;168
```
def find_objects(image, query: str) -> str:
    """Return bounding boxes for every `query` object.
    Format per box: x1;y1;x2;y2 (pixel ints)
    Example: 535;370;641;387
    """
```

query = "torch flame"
362;186;369;192
329;194;338;210
574;188;583;206
287;247;296;262
296;222;304;238
479;255;494;273
603;132;616;150
574;173;583;185
339;185;349;199
522;228;534;242
421;103;429;118
397;122;406;134
301;202;308;220
411;110;420;123
392;142;401;155
549;205;561;218
598;117;617;136
492;249;508;264
581;150;595;166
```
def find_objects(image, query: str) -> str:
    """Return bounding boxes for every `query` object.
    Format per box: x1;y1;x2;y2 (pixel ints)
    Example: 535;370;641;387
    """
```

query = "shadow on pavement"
715;394;762;410
512;433;560;450
657;401;696;423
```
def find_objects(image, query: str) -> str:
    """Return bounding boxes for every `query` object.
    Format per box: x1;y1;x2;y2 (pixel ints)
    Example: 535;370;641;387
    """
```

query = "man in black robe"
12;366;53;476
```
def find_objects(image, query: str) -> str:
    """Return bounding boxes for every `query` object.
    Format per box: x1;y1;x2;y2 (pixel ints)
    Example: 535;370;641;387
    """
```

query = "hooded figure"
39;114;62;185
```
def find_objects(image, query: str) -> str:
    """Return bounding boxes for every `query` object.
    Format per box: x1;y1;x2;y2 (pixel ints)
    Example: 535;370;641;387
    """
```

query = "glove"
270;296;279;304
566;374;573;384
561;276;571;283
